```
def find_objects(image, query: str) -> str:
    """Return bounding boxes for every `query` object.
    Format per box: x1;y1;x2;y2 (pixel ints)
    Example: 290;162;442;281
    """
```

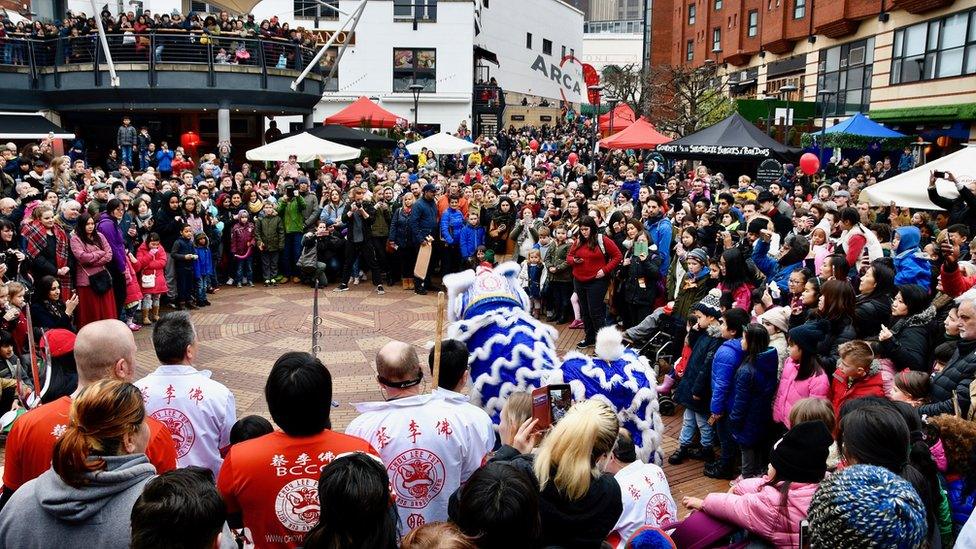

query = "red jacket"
830;370;885;419
941;263;976;298
567;235;622;282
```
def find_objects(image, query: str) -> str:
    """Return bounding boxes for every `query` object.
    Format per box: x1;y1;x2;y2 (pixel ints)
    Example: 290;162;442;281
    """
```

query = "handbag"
88;269;112;295
141;272;156;289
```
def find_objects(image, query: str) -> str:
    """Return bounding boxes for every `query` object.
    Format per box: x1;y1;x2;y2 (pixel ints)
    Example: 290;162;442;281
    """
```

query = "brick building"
656;0;976;149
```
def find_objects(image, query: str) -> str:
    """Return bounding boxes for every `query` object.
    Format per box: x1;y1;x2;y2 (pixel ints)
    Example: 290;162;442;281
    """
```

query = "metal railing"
0;32;328;89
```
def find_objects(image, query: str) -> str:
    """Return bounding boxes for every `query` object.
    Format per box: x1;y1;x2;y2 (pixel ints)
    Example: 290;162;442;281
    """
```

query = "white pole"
89;0;120;87
291;0;368;91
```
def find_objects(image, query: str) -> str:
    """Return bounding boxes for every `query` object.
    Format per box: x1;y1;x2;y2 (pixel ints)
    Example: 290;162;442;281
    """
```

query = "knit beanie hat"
759;306;790;334
808;464;926;549
686;247;709;267
626;526;676;549
769;420;832;483
788;320;828;355
694;288;722;318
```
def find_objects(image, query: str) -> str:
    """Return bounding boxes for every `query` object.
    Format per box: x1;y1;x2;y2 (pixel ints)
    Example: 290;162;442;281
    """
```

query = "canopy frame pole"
90;0;120;87
291;0;368;91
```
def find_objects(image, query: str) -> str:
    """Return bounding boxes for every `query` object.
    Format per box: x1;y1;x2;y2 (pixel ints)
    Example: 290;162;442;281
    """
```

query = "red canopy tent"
598;103;636;133
325;96;407;129
598;118;672;150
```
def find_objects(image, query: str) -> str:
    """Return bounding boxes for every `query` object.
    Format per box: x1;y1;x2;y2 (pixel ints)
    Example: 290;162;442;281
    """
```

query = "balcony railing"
0;32;328;89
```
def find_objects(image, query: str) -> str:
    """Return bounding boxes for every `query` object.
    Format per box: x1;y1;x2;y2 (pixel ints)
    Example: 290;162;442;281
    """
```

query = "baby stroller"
625;307;679;415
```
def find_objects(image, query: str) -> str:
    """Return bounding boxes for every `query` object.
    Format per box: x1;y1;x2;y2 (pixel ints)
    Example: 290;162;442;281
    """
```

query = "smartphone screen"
531;384;572;431
634;240;649;257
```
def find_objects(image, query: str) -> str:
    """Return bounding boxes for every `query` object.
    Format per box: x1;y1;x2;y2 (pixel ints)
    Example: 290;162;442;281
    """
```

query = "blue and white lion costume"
445;262;664;464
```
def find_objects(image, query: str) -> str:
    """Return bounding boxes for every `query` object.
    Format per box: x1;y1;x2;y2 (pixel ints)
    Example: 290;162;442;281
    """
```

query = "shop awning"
325;96;407;129
0;112;75;140
598;118;672;150
657;112;795;160
474;45;499;66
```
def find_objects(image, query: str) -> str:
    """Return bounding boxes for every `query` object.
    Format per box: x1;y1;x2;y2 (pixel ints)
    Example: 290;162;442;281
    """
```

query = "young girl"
728;323;777;479
789;397;841;471
171;224;198;310
3;282;28;356
518;249;545;318
121;250;144;332
683;420;834;547
135;233;168;325
231;211;256;287
758;307;790;376
890;370;931;407
772;322;830;430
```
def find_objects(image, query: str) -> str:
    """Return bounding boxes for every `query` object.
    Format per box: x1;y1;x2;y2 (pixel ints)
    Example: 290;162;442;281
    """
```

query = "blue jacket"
155;149;174;172
620;179;641;206
389;207;415;248
193;244;215;278
728;348;778;446
459;224;485;259
752;239;802;294
645;215;673;277
893;226;932;288
710;338;745;416
674;328;723;414
440;207;465;245
410;197;438;245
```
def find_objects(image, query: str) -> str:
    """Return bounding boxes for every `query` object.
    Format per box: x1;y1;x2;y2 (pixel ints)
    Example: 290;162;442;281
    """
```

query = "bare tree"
646;64;735;137
601;64;644;116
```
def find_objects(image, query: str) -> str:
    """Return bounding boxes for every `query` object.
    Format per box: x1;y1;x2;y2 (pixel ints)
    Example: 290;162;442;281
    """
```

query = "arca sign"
530;54;583;100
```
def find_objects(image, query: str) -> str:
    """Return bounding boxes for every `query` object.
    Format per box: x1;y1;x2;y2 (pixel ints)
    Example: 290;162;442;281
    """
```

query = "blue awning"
823;113;906;138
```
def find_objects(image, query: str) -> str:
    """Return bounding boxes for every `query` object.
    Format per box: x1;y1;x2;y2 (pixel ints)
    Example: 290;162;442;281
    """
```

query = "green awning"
868;103;976;123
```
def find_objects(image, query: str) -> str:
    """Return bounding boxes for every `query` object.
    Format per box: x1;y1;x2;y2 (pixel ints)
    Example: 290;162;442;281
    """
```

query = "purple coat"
97;212;127;274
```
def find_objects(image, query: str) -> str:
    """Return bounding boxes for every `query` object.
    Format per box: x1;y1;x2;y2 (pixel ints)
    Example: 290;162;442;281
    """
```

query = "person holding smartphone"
567;216;622;349
928;170;976;236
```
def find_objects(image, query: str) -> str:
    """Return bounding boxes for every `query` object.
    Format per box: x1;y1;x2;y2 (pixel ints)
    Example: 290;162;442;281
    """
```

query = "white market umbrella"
246;132;361;163
859;145;976;209
406;132;479;156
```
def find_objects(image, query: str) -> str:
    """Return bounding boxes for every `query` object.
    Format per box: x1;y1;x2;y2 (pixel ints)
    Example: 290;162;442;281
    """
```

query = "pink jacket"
69;232;113;287
719;282;754;312
123;258;143;305
702;477;820;548
135;242;169;295
772;357;830;427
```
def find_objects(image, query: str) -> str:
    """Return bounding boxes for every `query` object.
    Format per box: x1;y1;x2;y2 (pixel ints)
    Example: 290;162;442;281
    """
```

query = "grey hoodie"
0;454;155;548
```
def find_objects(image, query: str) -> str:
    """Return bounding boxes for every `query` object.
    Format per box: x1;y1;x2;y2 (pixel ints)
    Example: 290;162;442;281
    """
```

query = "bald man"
0;320;177;510
345;340;494;530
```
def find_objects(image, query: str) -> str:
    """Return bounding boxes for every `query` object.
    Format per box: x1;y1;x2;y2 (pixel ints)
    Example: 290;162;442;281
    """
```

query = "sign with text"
756;158;784;187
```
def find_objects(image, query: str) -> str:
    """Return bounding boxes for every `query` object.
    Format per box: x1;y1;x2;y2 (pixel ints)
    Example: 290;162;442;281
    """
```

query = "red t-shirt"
3;396;178;491
216;430;378;549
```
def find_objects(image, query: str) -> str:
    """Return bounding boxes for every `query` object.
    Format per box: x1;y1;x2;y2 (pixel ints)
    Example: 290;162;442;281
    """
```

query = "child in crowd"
830;340;885;418
3;282;28;356
135;232;168;324
932;341;956;373
705;307;749;479
0;330;22;412
543;225;572;323
788;397;841;471
171;224;198;310
459;210;484;267
772;322;829;430
229;415;275;446
682;420;834;547
728;323;777;479
231;210;256;287
891;370;931;407
121;252;144;332
518;249;545;318
193;233;214;306
440;194;464;276
927;414;976;532
256;202;284;286
758;306;790;376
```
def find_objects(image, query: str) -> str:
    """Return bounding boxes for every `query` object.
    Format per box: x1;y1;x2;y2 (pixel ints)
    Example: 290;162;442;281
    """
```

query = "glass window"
825;46;841;72
943;12;967;49
817;37;873;115
715;0;722;9
891;7;976;84
904;23;926;57
938;47;965;77
688;3;696;25
794;0;805;19
526;33;532;49
686;40;694;60
543;39;552;55
394;0;437;21
393;48;436;92
295;0;339;19
965;44;976;73
712;28;721;51
748;10;758;36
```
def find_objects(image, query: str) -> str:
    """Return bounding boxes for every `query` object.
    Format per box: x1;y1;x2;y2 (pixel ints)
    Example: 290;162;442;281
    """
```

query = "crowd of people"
0;108;973;548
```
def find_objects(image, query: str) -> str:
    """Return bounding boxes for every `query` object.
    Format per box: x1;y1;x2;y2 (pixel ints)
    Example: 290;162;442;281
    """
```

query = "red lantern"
567;152;579;166
799;152;820;176
529;139;539;151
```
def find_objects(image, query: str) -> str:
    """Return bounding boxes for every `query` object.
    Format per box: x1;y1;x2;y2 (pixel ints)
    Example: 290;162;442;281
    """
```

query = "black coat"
816;316;855;373
854;292;892;339
674;326;723;414
622;250;663;307
919;338;976;417
878;306;937;372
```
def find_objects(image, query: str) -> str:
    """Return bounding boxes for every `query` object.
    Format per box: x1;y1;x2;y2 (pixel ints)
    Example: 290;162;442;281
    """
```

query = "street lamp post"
408;81;424;130
816;89;836;172
779;84;798;145
588;84;604;172
763;93;778;137
606;95;620;136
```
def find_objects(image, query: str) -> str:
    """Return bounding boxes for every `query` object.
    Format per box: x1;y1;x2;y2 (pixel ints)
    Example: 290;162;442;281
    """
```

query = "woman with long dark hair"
879;284;937;372
302;453;399;549
0;219;30;283
70;211;116;328
718;247;754;311
620;219;662;328
853;261;894;338
487;197;516;261
567;216;622;349
30;275;76;331
811;278;857;370
96;198;129;319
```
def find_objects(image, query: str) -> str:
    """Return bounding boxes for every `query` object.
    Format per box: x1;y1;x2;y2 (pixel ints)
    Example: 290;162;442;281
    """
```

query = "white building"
581;32;643;72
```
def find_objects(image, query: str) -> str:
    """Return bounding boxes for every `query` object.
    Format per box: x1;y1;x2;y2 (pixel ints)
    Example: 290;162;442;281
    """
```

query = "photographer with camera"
276;179;307;283
334;187;384;294
928;170;976;235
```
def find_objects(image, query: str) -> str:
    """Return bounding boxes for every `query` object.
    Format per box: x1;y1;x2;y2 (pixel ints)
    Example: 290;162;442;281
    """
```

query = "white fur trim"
595;326;625;361
444;269;476;322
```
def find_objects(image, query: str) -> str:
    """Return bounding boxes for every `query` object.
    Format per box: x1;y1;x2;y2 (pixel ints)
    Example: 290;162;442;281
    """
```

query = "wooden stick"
431;291;446;391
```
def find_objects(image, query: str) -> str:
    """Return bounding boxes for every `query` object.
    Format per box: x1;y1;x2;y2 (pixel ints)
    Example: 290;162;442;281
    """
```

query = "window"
688;3;696;25
793;0;805;19
817;37;875;115
686;39;694;60
295;0;339;19
561;45;566;59
394;0;437;21
714;0;722;9
393;48;436;92
748;10;758;36
891;8;976;84
543;38;553;55
189;1;219;13
526;33;532;49
712;27;721;51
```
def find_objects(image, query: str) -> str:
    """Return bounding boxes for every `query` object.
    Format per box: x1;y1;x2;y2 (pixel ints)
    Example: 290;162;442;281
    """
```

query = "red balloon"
799;152;820;176
529;139;539;151
567;152;579;166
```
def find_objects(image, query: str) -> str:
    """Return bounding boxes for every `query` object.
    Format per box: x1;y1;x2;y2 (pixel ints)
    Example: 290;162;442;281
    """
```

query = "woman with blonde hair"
0;379;155;548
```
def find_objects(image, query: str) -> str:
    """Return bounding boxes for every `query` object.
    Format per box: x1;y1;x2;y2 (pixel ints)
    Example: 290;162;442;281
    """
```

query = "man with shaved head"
345;340;494;531
0;320;177;510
